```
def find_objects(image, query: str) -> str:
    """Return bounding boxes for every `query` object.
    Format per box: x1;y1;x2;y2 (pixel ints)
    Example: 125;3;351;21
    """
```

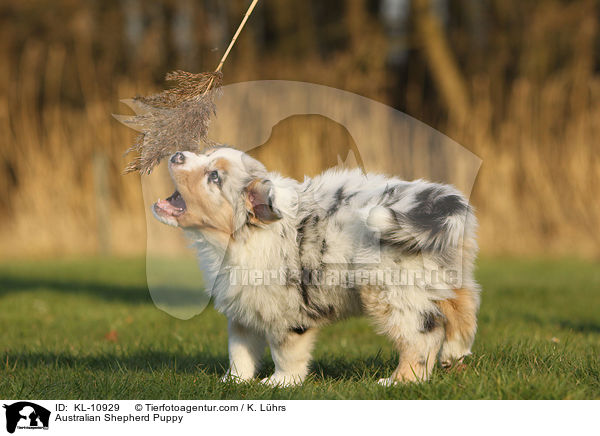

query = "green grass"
0;257;599;399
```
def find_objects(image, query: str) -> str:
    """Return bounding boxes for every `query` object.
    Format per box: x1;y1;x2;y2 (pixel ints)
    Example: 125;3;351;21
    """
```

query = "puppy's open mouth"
154;191;187;217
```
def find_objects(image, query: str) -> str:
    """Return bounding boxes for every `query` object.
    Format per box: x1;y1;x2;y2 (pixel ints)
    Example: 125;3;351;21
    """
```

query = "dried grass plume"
117;0;259;174
116;71;222;174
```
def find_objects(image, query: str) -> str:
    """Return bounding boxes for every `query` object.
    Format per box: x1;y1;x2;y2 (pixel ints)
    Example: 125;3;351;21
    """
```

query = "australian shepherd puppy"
153;147;481;386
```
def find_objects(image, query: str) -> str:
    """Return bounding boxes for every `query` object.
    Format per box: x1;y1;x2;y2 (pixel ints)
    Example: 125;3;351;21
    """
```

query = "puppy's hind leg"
222;319;266;383
437;287;480;368
385;311;444;385
262;328;319;387
361;288;444;384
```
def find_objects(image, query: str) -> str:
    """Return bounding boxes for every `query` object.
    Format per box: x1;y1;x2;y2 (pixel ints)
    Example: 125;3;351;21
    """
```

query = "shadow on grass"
3;350;229;375
522;312;600;334
0;275;205;306
254;351;396;382
4;350;397;382
309;354;396;381
0;275;151;303
557;320;600;334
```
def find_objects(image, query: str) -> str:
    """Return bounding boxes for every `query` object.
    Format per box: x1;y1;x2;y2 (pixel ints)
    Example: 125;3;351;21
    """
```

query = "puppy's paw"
379;367;428;385
260;373;302;387
440;359;467;372
377;377;397;387
440;353;468;370
439;342;472;367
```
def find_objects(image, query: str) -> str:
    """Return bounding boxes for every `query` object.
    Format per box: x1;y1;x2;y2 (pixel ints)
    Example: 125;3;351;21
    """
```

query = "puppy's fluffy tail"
364;183;476;255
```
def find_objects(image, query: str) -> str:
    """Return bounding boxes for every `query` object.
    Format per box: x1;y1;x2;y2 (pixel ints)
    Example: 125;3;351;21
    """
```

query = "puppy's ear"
245;179;282;224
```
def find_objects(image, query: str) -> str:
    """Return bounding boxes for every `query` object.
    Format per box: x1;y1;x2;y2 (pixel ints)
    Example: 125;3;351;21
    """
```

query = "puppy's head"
153;147;282;237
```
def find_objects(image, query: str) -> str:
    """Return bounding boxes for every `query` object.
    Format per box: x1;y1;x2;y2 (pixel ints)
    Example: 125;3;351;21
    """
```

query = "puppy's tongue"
155;198;184;216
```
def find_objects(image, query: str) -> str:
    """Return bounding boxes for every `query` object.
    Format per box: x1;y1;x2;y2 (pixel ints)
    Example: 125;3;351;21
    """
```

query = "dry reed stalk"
121;0;260;175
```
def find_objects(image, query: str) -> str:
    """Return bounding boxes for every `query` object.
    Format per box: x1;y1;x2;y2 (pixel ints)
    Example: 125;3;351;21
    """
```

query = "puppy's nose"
170;152;185;165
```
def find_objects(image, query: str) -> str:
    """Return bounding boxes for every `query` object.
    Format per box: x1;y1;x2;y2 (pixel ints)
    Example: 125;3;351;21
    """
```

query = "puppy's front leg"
222;319;266;383
262;328;318;387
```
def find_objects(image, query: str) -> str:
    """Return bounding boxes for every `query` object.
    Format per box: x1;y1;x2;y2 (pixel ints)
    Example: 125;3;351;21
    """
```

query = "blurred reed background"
1;0;599;258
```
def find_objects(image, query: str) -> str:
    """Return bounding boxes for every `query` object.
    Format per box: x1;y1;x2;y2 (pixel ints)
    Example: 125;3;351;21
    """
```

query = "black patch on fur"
379;209;423;254
436;194;467;215
295;203;337;321
408;188;467;235
378;186;470;254
320;239;328;256
297;268;335;320
297;215;322;259
296;215;311;245
300;267;312;305
327;186;345;217
415;186;440;205
296;212;330;320
420;311;438;333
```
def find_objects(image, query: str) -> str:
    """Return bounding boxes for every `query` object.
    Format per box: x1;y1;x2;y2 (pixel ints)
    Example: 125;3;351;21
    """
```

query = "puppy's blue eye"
208;170;220;183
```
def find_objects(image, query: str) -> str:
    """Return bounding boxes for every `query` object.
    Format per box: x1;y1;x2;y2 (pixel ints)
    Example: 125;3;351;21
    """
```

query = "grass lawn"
0;257;599;399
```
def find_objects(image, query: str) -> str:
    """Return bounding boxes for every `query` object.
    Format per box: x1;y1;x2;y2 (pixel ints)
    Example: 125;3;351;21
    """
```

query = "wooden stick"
216;0;259;73
204;0;259;94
